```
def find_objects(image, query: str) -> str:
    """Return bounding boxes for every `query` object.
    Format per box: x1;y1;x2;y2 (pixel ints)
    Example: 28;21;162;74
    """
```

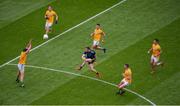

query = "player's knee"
20;71;24;75
90;67;95;71
118;85;124;89
152;62;157;66
151;61;155;65
90;67;93;70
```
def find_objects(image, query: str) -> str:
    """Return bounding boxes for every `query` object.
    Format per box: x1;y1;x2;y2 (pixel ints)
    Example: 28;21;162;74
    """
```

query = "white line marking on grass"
7;63;156;106
0;0;127;68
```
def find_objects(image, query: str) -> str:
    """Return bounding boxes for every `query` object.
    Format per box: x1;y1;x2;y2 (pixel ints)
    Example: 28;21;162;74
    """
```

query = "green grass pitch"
0;0;180;105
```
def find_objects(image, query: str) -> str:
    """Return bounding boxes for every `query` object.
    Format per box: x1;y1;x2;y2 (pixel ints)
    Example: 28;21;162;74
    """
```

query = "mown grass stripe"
7;63;156;106
0;0;127;68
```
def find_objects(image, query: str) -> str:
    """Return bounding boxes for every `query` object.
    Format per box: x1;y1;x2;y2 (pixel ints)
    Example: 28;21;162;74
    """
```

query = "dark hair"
96;24;100;26
124;64;129;68
85;47;91;50
154;39;159;43
23;48;27;52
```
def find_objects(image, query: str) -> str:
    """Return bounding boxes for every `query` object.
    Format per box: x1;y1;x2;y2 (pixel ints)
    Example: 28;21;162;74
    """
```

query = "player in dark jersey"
77;47;100;77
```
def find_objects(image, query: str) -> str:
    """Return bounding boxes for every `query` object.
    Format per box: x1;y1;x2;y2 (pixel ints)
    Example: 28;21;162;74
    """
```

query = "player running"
91;24;106;53
16;39;32;87
44;6;58;35
77;47;100;77
116;64;132;95
148;39;163;73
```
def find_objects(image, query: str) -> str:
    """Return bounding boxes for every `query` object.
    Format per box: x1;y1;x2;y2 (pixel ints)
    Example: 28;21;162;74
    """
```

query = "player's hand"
45;15;49;20
55;20;58;24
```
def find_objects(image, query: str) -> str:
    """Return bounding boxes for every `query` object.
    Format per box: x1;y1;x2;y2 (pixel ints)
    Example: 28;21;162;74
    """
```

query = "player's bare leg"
45;27;49;34
16;71;20;83
150;60;156;74
97;46;106;53
77;61;86;70
117;82;126;95
92;45;106;53
45;24;52;34
88;63;100;78
19;72;25;87
157;61;164;67
151;61;164;74
151;64;155;74
48;26;53;33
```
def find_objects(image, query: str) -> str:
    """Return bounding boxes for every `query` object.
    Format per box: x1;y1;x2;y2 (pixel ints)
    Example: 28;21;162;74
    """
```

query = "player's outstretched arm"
26;39;31;48
26;39;32;54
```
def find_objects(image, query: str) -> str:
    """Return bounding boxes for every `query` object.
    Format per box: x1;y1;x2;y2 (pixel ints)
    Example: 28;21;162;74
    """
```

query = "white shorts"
45;22;53;29
118;78;129;88
151;55;159;63
18;64;25;72
93;40;100;46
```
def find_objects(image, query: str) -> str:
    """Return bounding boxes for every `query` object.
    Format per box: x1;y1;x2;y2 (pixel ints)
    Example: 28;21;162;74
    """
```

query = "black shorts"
88;59;96;64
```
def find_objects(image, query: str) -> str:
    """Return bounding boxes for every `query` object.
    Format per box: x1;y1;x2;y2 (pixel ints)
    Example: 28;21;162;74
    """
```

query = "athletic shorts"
45;22;53;29
93;40;100;46
151;55;159;63
18;64;25;72
118;78;129;88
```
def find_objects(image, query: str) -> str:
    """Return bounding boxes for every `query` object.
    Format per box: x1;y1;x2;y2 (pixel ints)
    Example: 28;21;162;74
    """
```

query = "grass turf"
31;17;180;105
0;0;55;29
0;0;119;65
0;0;180;105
